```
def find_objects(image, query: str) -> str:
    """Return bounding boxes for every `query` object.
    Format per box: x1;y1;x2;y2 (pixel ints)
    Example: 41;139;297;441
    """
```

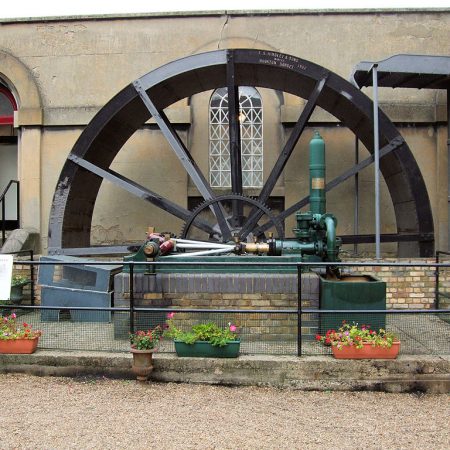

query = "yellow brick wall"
351;259;438;309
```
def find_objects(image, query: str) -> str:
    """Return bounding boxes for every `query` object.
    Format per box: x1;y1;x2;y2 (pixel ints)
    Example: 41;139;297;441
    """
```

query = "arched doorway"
0;83;18;236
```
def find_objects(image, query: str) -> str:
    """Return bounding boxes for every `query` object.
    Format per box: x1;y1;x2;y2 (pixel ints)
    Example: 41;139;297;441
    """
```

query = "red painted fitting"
159;240;175;255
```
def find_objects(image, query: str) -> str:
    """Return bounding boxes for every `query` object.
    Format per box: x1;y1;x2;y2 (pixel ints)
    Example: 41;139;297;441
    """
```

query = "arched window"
209;86;263;188
0;86;17;125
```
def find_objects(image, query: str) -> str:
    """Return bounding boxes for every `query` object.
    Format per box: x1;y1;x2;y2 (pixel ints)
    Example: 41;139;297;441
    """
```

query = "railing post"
435;252;440;309
129;262;135;334
16;180;20;227
297;265;302;357
30;250;35;306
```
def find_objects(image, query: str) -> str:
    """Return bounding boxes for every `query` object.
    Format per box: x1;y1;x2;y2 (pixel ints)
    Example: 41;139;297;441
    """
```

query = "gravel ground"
0;374;449;450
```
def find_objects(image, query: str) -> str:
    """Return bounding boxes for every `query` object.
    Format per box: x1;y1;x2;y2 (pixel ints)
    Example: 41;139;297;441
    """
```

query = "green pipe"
323;215;337;261
309;131;326;216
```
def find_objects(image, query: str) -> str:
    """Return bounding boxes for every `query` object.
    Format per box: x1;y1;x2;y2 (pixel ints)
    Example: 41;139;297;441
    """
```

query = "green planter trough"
174;340;240;358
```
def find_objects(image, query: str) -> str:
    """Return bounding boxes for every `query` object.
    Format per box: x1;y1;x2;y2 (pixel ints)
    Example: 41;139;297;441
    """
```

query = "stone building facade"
0;8;449;255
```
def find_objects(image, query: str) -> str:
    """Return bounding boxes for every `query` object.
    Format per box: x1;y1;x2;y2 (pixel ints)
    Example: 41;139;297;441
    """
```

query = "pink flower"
229;324;237;332
167;312;175;319
11;313;16;319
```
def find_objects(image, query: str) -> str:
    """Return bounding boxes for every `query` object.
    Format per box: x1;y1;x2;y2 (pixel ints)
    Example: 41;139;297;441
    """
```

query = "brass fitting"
243;242;270;254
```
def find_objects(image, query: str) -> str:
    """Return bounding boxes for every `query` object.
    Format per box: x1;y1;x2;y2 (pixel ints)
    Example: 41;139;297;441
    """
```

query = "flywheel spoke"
67;154;216;235
252;137;404;236
133;79;232;241
227;53;244;227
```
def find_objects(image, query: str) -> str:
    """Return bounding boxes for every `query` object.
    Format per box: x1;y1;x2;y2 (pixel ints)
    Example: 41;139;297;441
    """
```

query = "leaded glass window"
209;87;263;188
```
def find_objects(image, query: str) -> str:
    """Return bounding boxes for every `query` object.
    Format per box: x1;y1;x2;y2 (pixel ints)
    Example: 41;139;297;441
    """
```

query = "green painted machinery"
125;132;342;273
234;131;341;263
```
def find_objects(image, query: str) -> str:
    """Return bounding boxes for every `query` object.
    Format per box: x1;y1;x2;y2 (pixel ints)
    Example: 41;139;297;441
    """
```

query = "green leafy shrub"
165;313;238;347
11;274;30;287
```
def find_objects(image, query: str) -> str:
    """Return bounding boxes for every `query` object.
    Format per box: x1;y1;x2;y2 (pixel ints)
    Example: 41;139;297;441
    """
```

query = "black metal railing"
1;259;449;356
0;179;20;245
436;250;450;309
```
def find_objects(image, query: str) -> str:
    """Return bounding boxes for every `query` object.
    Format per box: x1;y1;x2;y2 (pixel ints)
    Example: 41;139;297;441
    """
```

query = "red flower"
315;334;322;341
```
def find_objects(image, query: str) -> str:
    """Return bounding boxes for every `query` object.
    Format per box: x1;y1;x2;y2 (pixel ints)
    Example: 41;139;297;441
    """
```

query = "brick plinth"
113;272;319;340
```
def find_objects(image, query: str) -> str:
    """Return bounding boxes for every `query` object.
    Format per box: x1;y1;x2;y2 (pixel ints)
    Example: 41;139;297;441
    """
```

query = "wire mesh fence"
303;311;450;356
2;306;449;356
1;258;450;356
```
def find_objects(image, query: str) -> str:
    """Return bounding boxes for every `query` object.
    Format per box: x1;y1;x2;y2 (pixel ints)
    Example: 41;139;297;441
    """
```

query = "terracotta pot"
130;348;154;382
0;337;39;354
331;341;400;359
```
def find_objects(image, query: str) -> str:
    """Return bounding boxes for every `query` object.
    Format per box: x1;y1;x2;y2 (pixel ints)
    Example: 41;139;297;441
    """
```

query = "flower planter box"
331;342;400;359
0;337;39;354
9;285;26;303
174;340;240;358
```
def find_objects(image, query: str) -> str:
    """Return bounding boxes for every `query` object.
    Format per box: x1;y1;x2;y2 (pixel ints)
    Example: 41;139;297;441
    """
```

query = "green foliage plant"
164;313;238;347
0;313;42;340
11;274;30;287
316;321;398;350
129;326;163;350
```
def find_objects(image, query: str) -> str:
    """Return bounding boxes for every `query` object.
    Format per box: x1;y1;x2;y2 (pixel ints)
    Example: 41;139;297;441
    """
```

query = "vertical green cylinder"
309;131;326;215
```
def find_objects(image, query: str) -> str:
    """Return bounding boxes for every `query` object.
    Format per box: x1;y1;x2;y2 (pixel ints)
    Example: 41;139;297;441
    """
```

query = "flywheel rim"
48;49;434;257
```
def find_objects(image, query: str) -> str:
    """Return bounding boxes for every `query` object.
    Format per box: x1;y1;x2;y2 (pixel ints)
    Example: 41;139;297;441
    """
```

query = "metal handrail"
0;179;20;245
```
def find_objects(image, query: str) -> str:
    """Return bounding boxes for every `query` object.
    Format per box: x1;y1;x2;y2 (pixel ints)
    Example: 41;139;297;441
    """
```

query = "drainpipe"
372;64;381;259
447;89;450;251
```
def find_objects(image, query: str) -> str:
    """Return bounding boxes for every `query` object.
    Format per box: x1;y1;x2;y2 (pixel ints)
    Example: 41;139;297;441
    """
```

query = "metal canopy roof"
351;54;450;90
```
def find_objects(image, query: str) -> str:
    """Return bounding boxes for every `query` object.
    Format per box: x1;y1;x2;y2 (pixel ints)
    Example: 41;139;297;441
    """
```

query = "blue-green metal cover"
319;274;386;332
156;255;305;273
